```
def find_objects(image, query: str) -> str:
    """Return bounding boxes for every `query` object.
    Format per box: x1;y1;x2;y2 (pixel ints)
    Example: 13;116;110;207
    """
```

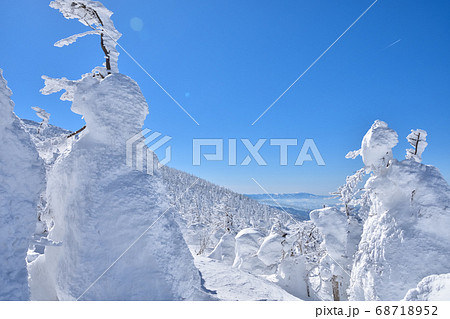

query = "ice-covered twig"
40;75;79;101
54;30;100;47
49;0;122;74
406;129;428;163
31;106;50;133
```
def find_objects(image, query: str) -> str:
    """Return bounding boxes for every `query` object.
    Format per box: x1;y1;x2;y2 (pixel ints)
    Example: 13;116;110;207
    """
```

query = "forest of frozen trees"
1;0;449;301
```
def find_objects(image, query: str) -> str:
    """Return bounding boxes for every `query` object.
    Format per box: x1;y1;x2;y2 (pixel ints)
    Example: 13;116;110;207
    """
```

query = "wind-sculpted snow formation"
38;73;205;300
349;156;450;300
310;120;450;301
0;69;45;300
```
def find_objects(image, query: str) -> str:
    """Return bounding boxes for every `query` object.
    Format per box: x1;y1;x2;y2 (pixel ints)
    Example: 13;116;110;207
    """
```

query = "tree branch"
67;125;87;138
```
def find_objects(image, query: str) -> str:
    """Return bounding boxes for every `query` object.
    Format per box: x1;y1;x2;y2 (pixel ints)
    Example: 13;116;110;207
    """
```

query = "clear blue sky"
1;0;449;194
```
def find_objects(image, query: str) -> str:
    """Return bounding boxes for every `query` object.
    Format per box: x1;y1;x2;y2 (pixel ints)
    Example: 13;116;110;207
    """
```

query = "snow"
0;69;45;300
208;233;236;265
31;107;50;132
21;119;73;166
404;273;450;301
257;231;284;267
40;75;79;102
54;30;100;47
195;256;299;301
275;255;309;300
232;228;268;275
71;74;149;144
310;207;348;264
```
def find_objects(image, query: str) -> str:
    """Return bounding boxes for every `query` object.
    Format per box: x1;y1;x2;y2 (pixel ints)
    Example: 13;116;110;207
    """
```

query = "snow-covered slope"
195;256;299;301
160;166;294;253
0;69;45;300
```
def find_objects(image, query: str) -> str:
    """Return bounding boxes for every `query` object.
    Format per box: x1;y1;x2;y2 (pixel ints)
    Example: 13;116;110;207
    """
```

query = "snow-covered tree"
275;222;323;300
0;69;45;300
406;129;428;163
346;120;398;172
347;121;450;301
42;72;206;300
308;165;366;301
31;107;50;134
335;168;366;217
38;1;207;300
309;206;362;301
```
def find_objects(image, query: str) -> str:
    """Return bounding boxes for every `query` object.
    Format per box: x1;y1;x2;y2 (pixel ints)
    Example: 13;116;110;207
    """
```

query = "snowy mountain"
247;193;338;220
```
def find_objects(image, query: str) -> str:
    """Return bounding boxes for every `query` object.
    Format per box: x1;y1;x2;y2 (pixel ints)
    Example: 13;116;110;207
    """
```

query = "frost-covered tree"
31;107;50;134
404;273;450;301
308;166;366;301
346;120;398;171
41;1;123;137
39;1;206;300
0;69;45;300
50;0;122;75
276;222;323;300
42;73;206;300
347;121;450;301
406;129;428;163
309;206;362;301
335;168;366;217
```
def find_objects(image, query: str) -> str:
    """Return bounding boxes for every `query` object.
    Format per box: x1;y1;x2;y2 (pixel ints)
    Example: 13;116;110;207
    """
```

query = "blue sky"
1;0;449;194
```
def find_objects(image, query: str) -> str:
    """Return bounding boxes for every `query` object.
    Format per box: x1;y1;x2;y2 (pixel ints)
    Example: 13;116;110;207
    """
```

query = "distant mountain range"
246;193;339;220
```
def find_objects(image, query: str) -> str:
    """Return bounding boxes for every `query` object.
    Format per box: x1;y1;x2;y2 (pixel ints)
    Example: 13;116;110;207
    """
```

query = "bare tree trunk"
331;275;340;301
100;33;111;73
414;132;421;155
306;280;311;298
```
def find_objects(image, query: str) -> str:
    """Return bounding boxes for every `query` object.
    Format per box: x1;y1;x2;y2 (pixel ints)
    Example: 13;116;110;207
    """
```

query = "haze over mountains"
247;193;339;220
